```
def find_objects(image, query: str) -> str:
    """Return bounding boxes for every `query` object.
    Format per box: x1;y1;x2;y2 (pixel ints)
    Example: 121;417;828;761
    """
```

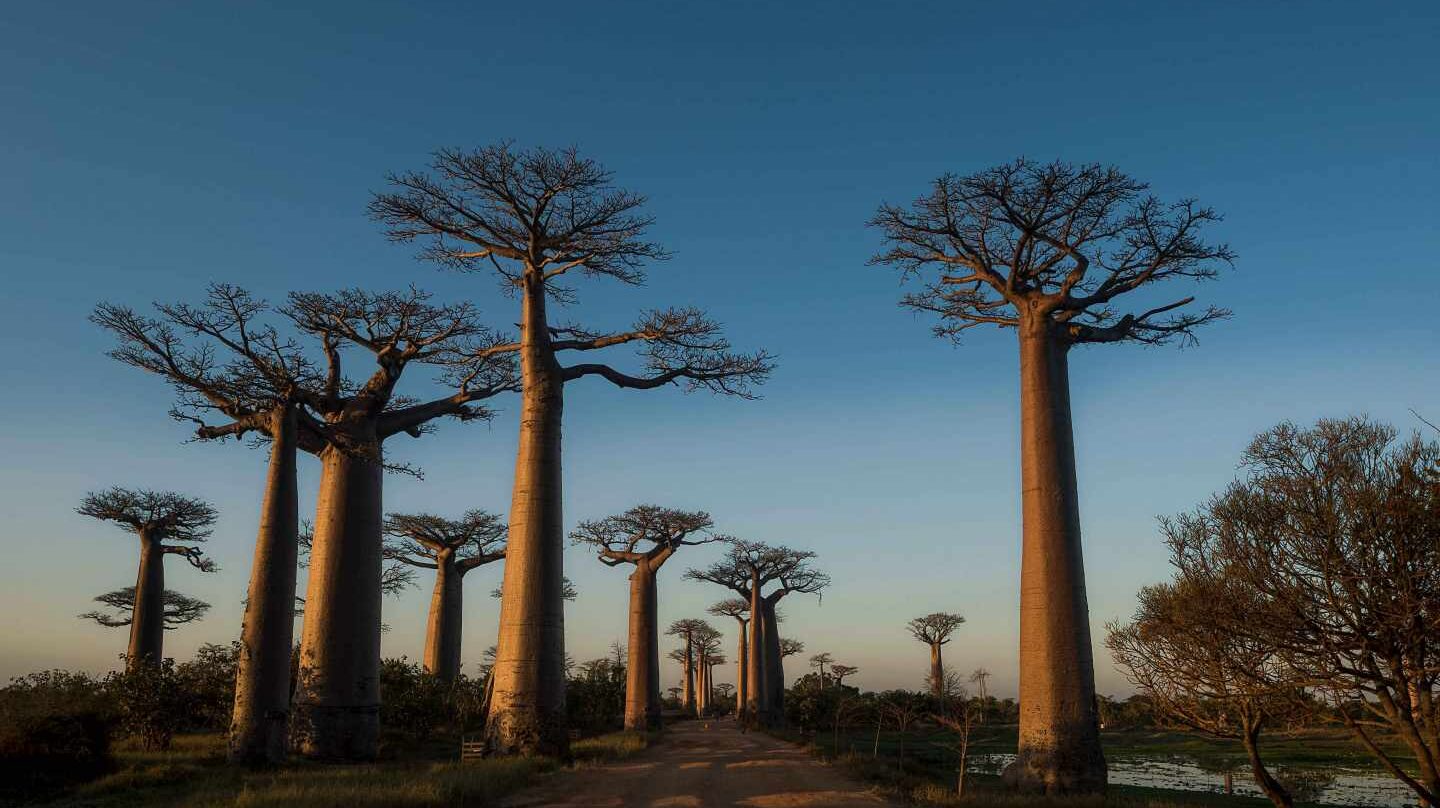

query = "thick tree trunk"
1002;319;1107;794
746;578;766;725
762;600;785;727
487;275;569;757
292;443;384;761
1243;723;1293;808
127;532;165;669
930;643;945;700
624;561;660;730
735;621;748;722
696;649;708;717
423;553;463;682
229;406;300;765
682;636;695;713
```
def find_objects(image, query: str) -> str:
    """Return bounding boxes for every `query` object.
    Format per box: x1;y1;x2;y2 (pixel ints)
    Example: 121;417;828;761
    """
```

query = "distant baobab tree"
383;511;506;682
809;652;834;685
708;598;751;720
873;159;1233;793
80;587;210;630
830;663;858;687
694;623;723;716
572;506;717;730
93;286;317;765
77;488;217;671
666;618;709;714
780;638;805;659
687;540;828;727
373;144;773;755
970;668;992;722
908;612;966;700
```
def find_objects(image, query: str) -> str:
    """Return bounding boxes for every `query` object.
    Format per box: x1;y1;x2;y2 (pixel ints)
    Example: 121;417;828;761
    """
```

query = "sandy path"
502;721;898;808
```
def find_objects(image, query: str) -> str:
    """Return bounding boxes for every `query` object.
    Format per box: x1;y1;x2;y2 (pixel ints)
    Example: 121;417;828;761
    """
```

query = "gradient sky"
1;2;1437;699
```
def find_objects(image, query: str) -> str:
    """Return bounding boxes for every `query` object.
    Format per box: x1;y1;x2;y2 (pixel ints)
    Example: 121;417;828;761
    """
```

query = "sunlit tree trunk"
293;441;384;761
487;274;569;757
929;643;945;700
682;634;695;713
1004;317;1106;793
624;560;661;730
746;575;766;724
229;405;299;765
423;551;463;682
1242;719;1293;808
127;532;165;669
735;621;748;722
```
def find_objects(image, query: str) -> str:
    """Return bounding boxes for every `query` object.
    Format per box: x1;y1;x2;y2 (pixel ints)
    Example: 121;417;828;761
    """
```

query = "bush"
0;670;115;801
106;657;195;751
176;642;239;733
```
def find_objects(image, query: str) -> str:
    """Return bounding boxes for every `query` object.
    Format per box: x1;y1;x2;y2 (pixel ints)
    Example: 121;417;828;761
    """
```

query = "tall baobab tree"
809;652;834;686
693;623;723;716
372;144;773;755
872;160;1232;793
93;286;320;765
282;289;516;760
709;598;751;721
687;540;828;727
830;663;858;688
908;613;966;700
80;588;210;631
77;489;217;670
666;618;708;714
383;511;507;682
571;506;717;730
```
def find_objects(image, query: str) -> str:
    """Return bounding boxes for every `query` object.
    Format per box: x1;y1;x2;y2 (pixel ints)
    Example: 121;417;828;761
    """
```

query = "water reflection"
968;753;1417;807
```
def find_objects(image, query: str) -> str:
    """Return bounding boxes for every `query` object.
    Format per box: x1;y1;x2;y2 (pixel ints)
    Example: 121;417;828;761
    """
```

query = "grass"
28;729;657;808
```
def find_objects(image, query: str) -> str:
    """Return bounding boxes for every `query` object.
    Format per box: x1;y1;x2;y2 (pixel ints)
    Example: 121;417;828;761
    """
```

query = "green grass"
29;729;657;808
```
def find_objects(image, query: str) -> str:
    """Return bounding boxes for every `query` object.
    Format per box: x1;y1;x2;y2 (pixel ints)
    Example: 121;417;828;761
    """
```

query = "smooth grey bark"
423;552;464;682
487;274;568;757
746;575;766;725
292;443;384;761
1002;319;1106;793
624;561;661;730
229;405;300;765
127;533;166;669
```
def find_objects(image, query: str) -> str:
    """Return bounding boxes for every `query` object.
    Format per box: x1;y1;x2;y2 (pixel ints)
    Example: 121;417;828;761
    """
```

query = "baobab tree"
780;638;806;660
830;663;858;688
666;619;708;714
93;286;320;765
687;540;828;727
283;288;516;760
694;624;724;716
708;598;751;720
809;652;834;686
77;489;217;671
571;506;717;729
970;668;992;722
80;587;210;631
872;159;1233;793
383;511;506;682
908;613;966;700
373;144;773;755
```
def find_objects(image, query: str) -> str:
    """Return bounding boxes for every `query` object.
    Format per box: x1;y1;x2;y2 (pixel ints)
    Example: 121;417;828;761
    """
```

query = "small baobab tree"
809;652;834;686
666;618;708;714
970;668;992;723
908;612;965;700
709;598;751;720
694;624;723;716
77;488;217;671
373;144;773;755
830;663;858;688
80;587;210;631
780;638;805;660
383;511;506;682
872;159;1233;793
687;540;828;727
571;506;717;729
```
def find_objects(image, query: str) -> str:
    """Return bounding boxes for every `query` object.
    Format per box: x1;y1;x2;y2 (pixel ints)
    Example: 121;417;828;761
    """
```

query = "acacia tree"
383;511;506;682
77;489;217;671
282;289;515;760
687;540;828;727
709;598;751;720
666;618;707;714
80;588;210;631
373;144;772;756
908;613;966;700
872;159;1232;794
93;286;321;765
572;506;717;729
830;664;858;688
1108;576;1300;808
1171;418;1440;806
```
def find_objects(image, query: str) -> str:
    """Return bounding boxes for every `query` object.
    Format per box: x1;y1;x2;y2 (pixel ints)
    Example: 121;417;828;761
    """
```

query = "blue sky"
1;1;1437;697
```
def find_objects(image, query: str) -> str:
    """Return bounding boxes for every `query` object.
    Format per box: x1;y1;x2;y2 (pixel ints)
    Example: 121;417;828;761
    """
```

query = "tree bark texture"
735;620;748;722
423;553;464;682
127;532;165;669
229;406;300;765
746;578;766;725
1003;318;1107;794
292;443;384;761
762;600;784;727
1243;722;1293;808
930;643;945;700
624;561;661;730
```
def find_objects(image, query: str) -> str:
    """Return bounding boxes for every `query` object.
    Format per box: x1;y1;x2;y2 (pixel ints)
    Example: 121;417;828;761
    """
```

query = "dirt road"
502;721;898;807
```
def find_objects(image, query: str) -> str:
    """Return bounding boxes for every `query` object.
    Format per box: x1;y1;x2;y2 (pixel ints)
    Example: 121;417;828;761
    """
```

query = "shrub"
0;670;115;800
106;657;194;751
176;642;240;733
